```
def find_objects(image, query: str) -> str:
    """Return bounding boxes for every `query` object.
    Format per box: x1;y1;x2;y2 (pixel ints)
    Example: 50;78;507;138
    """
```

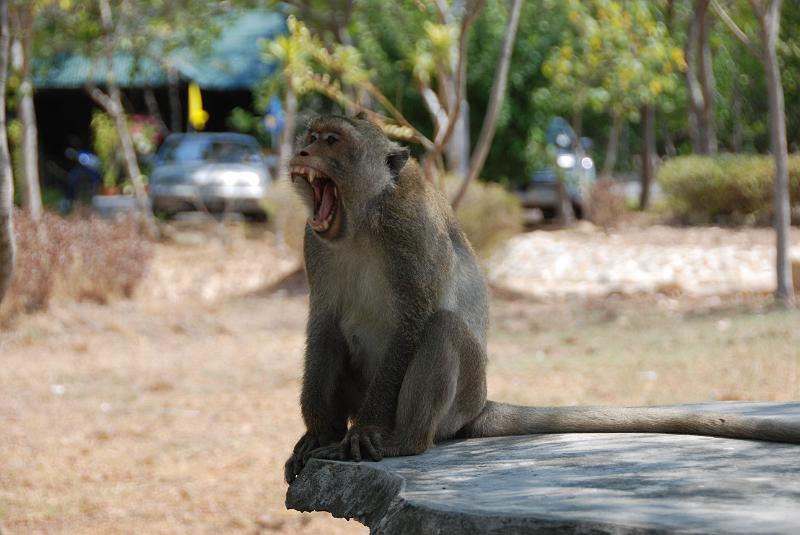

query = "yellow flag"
188;82;209;131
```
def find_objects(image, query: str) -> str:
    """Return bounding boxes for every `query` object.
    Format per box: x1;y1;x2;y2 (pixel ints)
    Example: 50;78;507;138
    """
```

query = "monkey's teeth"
308;169;316;183
309;216;331;232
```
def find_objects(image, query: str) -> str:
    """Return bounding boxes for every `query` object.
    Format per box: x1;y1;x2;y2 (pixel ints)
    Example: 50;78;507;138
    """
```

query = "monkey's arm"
345;241;446;460
284;312;350;483
336;202;454;462
343;323;427;462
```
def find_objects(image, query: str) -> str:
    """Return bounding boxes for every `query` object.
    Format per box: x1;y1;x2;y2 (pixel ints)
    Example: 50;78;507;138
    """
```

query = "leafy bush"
0;210;152;322
657;154;800;224
91;111;121;190
446;177;523;259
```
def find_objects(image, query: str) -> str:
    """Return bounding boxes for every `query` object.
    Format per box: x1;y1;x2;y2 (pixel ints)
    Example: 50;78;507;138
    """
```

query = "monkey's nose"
299;150;309;156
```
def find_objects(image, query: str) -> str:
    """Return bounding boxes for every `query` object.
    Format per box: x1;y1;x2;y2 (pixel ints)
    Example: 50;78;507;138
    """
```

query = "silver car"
149;133;272;217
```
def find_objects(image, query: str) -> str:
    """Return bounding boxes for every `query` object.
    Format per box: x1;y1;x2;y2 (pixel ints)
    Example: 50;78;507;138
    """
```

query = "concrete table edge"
285;402;800;534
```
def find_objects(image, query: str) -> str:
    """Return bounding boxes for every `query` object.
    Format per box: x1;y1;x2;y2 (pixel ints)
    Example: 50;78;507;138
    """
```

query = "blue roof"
34;11;284;90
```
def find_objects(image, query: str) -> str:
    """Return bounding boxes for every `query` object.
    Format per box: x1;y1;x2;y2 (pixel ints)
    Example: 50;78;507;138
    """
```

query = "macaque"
284;114;799;483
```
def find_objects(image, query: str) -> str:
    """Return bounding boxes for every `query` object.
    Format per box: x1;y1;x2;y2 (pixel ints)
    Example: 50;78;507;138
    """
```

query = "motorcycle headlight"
556;154;576;169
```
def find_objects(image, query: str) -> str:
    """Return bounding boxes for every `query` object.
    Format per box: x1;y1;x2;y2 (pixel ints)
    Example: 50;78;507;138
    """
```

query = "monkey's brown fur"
284;115;800;484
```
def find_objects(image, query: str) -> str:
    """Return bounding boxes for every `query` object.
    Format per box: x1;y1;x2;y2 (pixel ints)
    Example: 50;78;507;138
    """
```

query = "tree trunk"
278;85;297;181
445;4;470;181
601;111;622;177
759;0;794;305
451;0;522;209
555;169;576;227
0;0;15;304
167;64;181;133
639;104;656;210
696;0;717;154
663;121;677;158
686;0;716;155
19;78;41;221
445;100;470;179
572;108;583;138
731;61;743;151
686;9;702;152
13;3;41;221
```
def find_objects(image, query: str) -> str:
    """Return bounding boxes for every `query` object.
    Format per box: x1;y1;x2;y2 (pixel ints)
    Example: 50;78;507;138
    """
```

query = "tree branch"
421;84;448;129
428;0;485;160
711;0;761;58
363;82;435;150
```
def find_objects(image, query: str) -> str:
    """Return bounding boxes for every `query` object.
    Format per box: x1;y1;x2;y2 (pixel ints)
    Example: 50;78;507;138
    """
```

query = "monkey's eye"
324;133;338;146
308;132;319;144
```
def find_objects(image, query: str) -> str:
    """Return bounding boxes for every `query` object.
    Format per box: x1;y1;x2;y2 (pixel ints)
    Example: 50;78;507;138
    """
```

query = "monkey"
284;114;800;484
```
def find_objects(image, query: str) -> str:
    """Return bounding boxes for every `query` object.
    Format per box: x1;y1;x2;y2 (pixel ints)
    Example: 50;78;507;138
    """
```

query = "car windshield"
158;137;259;164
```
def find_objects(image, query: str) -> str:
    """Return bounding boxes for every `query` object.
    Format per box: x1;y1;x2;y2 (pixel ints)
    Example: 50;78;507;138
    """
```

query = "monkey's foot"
285;432;333;483
303;444;347;463
341;426;384;462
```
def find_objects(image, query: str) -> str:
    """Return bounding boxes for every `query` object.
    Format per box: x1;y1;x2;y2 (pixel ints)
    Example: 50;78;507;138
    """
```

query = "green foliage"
445;176;523;259
657;155;800;224
91;111;121;190
261;15;415;140
472;0;567;186
349;0;433;136
539;0;684;117
34;0;230;72
779;0;800;148
226;107;271;146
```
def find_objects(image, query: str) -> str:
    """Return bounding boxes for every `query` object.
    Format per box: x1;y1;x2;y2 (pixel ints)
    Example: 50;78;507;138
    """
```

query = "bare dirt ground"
1;222;799;534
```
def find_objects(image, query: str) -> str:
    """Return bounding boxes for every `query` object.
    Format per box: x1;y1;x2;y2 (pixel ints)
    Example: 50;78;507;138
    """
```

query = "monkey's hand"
339;425;385;462
285;432;335;484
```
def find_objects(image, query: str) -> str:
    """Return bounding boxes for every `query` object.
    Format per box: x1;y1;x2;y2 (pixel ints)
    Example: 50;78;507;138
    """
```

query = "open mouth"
290;165;339;233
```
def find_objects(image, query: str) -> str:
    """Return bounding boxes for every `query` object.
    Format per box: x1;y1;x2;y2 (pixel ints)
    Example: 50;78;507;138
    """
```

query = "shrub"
446;177;523;259
657;154;800;224
91;111;122;190
0;210;152;322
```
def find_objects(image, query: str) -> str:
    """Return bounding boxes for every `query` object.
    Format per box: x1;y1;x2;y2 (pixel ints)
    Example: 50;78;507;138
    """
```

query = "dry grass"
488;295;800;406
0;210;152;323
587;178;627;230
1;228;798;534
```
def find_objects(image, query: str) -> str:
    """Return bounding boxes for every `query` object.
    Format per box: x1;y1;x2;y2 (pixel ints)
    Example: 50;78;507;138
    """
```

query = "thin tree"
10;0;42;221
86;0;158;237
639;104;656;209
686;0;718;154
451;0;522;209
0;0;15;304
713;0;794;306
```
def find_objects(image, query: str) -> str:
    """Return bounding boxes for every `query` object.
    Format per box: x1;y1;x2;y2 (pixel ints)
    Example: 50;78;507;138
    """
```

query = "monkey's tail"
459;401;800;444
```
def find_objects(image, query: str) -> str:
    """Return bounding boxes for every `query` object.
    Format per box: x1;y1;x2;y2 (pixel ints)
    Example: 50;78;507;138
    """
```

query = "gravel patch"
489;224;800;298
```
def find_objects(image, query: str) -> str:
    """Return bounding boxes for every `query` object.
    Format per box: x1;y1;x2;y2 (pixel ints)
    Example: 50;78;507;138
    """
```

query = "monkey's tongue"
315;181;336;223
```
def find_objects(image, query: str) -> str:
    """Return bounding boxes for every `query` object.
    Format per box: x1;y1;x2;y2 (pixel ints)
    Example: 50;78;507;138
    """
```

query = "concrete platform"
286;402;800;534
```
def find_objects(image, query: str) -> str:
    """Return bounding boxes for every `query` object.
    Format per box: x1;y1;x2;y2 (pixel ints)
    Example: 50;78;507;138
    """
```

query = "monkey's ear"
354;111;368;120
387;146;410;179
